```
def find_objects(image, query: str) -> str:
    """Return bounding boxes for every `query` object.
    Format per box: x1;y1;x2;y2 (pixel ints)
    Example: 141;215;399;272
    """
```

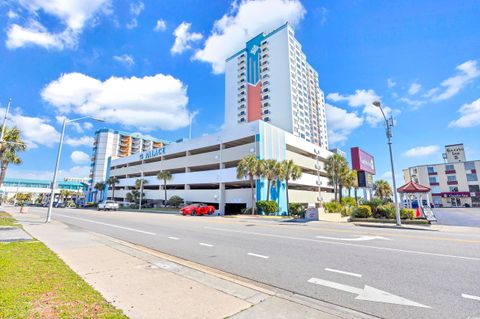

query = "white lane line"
325;268;362;278
247;253;269;259
55;213;156;235
168;236;179;240
199;243;213;247
462;293;480;301
204;226;480;262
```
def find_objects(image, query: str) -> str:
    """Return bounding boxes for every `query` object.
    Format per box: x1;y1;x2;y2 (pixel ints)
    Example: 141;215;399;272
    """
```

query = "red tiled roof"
397;181;430;193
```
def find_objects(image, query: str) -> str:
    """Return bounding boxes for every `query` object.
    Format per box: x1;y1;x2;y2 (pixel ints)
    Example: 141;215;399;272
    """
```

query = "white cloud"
41;72;192;131
154;19;167;32
399;97;425;108
193;0;306;74
113;54;135;66
83;122;93;130
7;165;90;180
65;136;95;147
327;89;391;126
3;110;60;148
326;104;363;145
70;150;90;164
403;145;440;158
171;22;203;55
448;98;480;128
126;1;144;29
431;60;480;101
408;82;421;95
6;0;111;50
387;78;396;88
7;10;19;19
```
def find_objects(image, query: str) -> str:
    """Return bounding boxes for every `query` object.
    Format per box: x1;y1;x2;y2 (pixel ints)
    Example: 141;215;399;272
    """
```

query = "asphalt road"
434;207;480;227
23;207;480;319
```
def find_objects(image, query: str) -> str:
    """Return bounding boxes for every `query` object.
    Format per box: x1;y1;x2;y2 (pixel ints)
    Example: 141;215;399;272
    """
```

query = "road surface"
21;207;480;319
434;207;480;227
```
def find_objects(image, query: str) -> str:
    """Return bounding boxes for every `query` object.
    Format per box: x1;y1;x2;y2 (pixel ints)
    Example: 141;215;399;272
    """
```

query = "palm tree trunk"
285;179;290;215
354;188;358;206
334;176;338;202
112;186;116;201
266;179;271;201
339;184;343;203
250;175;255;215
0;163;7;204
164;180;167;207
348;188;351;197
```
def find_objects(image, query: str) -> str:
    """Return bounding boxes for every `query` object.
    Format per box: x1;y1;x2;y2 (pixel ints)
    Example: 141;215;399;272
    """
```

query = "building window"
449;186;459;192
467;173;478;181
465;162;476;171
429;177;437;183
447;175;457;182
431;186;440;193
469;185;480;192
427;166;435;173
445;164;455;171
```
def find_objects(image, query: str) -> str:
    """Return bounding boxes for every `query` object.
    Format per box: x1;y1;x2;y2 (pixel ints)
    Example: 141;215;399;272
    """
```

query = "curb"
353;222;437;231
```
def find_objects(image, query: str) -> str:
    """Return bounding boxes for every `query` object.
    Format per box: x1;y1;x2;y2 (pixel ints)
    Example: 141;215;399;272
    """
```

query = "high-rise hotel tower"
224;23;328;149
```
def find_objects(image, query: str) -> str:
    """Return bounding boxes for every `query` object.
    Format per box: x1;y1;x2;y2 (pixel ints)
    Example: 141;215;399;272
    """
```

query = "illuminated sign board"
351;147;375;175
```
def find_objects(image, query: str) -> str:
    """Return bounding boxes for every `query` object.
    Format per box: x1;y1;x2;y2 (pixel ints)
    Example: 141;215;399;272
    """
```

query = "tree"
236;155;260;214
324;154;349;202
280;160;302;215
0;126;26;187
258;159;281;201
94;182;106;202
127;178;147;205
373;179;393;200
167;195;184;208
107;176;120;201
342;169;357;198
59;189;74;203
156;171;172;207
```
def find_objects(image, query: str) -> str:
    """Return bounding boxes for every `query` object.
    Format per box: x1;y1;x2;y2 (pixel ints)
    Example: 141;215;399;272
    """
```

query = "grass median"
0;212;127;319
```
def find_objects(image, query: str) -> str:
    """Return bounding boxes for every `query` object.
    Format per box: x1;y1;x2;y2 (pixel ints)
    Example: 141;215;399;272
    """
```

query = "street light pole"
46;116;104;223
1;98;12;142
373;101;401;226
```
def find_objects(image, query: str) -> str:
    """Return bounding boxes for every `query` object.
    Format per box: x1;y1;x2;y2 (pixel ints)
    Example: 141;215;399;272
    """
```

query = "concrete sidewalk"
10;210;373;319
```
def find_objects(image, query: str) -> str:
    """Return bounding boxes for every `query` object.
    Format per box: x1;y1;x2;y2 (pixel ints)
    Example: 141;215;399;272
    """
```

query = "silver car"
98;200;119;211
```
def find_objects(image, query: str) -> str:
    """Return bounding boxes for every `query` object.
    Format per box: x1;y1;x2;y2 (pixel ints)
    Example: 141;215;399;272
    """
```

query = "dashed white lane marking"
168;236;179;240
247;253;269;259
462;293;480;301
199;243;213;247
325;268;362;278
56;213;156;235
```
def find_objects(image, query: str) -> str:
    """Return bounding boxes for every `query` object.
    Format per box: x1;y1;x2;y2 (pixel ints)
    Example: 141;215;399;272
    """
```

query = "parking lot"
434;207;480;227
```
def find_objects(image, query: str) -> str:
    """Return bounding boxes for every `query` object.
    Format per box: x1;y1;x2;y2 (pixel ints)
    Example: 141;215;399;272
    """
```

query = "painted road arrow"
308;278;430;308
315;235;391;241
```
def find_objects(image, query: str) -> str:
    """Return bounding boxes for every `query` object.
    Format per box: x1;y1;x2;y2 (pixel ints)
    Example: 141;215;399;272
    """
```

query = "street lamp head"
91;117;106;123
373;101;381;108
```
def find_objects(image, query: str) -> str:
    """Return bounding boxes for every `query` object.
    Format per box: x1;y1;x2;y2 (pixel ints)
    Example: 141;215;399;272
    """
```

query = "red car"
181;203;216;216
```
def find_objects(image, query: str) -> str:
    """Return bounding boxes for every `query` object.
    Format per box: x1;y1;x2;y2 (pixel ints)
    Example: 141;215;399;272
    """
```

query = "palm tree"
324;153;349;202
280;160;302;215
236;155;260;214
342;169;357;198
0;126;26;187
373;179;393;200
156;171;172;207
94;182;106;202
107;176;120;201
258;159;280;201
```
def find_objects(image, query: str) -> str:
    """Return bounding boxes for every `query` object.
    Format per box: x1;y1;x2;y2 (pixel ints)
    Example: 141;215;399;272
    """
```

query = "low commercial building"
107;121;334;214
403;144;480;207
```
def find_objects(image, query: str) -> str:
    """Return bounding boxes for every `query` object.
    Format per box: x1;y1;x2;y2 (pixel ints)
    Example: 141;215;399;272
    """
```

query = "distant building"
330;148;346;158
403;144;480;207
89;129;169;201
224;23;328;149
64;177;89;183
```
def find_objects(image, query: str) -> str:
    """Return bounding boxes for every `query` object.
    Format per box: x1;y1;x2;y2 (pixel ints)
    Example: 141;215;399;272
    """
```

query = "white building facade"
107;121;333;215
88;129;168;202
403;144;480;208
225;23;328;149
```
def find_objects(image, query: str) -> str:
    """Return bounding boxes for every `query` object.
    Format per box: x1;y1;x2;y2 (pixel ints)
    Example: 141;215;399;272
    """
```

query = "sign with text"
351;147;375;175
139;147;166;161
445;144;465;163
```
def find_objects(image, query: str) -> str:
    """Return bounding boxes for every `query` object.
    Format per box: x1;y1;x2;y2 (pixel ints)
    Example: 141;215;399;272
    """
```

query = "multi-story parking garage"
107;121;334;214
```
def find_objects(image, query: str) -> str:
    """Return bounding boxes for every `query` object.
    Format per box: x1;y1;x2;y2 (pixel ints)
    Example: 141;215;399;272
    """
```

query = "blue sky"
0;0;479;186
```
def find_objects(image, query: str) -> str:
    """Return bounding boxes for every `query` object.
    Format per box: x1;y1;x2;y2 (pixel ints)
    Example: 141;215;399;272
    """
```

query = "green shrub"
352;205;372;218
340;205;354;217
289;203;306;218
256;200;279;215
323;201;342;214
341;197;356;207
365;198;385;214
400;208;415;220
167;195;184;208
376;204;395;219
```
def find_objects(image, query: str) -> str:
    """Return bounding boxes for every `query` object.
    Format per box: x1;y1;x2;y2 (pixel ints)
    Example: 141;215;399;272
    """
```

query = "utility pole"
1;98;12;142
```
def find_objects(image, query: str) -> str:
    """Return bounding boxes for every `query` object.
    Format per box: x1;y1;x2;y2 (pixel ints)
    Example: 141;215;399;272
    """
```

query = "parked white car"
98;201;119;211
